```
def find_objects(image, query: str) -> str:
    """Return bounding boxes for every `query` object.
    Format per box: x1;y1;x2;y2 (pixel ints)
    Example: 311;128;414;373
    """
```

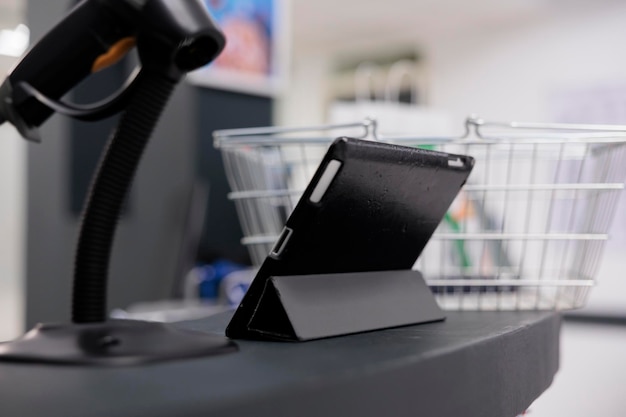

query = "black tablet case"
226;137;474;341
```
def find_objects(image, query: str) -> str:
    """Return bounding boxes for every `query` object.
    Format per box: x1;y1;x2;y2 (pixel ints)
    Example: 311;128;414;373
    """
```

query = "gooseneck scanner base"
0;320;237;366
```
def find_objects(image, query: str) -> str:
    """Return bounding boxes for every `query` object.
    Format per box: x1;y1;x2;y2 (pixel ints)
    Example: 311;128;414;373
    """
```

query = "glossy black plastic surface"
227;137;474;339
0;0;225;136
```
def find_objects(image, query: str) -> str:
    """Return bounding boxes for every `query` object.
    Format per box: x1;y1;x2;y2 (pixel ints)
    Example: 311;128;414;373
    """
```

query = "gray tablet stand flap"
245;270;445;341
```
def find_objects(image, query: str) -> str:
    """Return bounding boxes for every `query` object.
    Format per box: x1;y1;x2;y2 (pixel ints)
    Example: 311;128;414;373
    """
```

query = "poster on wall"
187;0;289;97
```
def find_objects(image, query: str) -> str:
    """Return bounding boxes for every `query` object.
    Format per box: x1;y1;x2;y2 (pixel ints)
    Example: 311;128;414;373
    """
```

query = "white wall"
284;2;626;125
426;2;626;122
0;0;27;342
275;47;331;126
0;62;26;340
529;322;626;417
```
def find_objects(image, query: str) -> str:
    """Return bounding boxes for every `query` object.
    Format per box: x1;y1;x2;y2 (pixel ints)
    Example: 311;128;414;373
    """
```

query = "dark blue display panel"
195;88;272;265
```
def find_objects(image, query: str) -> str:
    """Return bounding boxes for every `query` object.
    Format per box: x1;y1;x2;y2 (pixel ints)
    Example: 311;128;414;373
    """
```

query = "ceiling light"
0;24;30;58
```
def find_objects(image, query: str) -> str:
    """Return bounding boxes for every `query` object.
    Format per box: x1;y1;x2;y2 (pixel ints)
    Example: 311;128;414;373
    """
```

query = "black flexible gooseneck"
72;70;177;323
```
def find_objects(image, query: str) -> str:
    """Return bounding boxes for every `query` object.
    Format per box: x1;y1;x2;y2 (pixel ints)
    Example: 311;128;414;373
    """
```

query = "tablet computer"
226;137;474;339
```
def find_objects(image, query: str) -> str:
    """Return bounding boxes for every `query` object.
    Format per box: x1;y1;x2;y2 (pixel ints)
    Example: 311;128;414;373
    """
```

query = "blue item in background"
197;259;246;300
221;269;255;307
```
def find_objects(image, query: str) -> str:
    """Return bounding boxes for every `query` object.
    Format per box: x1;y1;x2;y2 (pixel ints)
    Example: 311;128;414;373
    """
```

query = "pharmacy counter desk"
0;311;560;417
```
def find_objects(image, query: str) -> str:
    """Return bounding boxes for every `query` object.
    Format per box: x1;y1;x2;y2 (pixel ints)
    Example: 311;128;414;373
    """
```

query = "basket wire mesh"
214;117;626;310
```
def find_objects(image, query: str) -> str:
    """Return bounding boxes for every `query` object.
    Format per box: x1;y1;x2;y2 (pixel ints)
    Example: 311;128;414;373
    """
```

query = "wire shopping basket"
214;117;626;310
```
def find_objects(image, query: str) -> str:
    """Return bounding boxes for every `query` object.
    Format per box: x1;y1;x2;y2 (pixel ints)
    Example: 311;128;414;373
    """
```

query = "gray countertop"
0;310;560;417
